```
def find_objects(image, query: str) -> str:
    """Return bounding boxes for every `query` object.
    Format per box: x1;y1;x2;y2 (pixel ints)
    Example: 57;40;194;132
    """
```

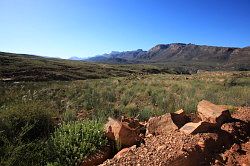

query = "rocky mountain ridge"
81;43;250;70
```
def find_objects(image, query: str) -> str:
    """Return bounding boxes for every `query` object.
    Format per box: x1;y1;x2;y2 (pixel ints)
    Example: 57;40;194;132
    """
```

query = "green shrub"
47;120;107;166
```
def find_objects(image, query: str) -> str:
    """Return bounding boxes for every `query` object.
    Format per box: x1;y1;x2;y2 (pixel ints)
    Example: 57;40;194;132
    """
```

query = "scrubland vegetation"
0;71;249;165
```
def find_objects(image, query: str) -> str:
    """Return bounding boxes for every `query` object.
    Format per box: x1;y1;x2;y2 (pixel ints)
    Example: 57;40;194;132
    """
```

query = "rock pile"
180;100;232;134
99;100;249;166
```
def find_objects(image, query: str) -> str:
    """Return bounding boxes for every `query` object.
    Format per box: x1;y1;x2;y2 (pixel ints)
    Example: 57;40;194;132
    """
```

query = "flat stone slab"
180;121;212;134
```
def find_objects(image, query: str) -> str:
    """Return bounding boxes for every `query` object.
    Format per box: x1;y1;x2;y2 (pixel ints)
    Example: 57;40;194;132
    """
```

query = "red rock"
197;100;231;126
121;116;141;129
157;145;166;151
170;109;190;128
179;121;212;134
146;113;178;135
105;117;141;147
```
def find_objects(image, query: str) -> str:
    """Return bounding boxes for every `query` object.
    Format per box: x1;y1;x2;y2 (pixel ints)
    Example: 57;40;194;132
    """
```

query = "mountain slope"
85;43;250;70
0;52;169;81
86;49;147;63
144;43;236;62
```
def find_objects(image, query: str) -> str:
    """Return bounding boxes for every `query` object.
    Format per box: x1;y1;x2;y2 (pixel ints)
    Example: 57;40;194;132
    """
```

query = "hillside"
85;43;250;70
0;52;171;81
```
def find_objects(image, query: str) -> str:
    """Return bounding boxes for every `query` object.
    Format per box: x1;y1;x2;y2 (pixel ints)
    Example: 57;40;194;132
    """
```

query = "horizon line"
1;42;249;59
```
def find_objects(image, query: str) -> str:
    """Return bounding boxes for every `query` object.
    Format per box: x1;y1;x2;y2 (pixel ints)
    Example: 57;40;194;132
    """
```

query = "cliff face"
86;43;250;70
142;43;237;62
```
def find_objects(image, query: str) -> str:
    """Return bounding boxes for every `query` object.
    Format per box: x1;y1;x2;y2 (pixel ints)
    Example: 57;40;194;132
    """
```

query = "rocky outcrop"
197;100;231;126
104;117;143;147
85;43;250;70
101;106;250;166
146;113;178;135
146;109;190;135
179;100;233;135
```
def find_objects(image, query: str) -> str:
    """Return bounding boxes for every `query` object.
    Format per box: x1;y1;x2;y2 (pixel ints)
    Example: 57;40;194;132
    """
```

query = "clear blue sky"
0;0;249;59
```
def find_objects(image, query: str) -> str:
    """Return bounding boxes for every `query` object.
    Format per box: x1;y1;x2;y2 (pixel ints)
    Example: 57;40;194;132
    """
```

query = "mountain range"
71;43;250;70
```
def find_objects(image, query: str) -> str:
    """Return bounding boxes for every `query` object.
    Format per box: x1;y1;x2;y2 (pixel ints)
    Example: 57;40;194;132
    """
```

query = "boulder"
146;113;178;135
105;117;141;147
170;109;190;128
180;121;212;134
197;100;231;126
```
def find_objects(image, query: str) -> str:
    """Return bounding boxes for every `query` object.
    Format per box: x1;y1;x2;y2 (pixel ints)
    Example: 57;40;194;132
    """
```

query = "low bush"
47;120;107;166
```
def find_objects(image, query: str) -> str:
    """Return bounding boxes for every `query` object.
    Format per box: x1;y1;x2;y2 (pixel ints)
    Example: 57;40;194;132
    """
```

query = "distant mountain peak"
149;43;188;52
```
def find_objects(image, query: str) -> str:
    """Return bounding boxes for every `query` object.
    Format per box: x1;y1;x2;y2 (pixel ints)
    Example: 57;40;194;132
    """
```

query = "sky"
0;0;250;59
